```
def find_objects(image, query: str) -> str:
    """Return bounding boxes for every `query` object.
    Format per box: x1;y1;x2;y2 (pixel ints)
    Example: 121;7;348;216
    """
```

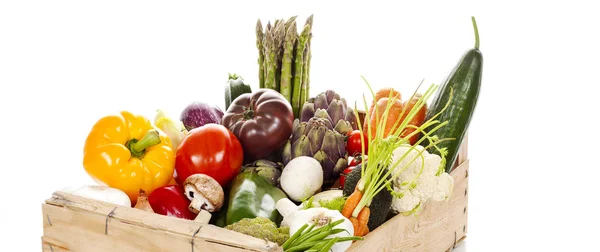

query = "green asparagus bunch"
256;15;313;118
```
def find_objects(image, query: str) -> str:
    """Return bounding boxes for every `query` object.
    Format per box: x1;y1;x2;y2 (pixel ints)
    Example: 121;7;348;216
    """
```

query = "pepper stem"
471;16;480;49
128;130;161;158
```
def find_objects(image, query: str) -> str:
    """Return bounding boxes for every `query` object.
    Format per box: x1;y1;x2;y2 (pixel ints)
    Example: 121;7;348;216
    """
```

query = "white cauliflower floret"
391;186;421;213
389;144;454;214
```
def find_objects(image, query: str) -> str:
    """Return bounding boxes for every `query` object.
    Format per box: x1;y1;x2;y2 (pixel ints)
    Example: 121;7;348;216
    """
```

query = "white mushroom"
183;174;225;223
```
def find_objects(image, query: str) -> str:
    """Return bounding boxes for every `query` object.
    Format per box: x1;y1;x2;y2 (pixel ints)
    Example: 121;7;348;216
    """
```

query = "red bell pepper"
148;185;197;220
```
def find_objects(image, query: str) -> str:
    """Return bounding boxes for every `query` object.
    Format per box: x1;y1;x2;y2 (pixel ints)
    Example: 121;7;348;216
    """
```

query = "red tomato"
346;130;368;156
339;166;355;189
175;123;244;187
148;185;197;220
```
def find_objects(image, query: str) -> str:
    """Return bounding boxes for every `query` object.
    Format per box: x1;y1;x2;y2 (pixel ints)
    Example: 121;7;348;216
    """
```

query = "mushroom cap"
183;174;225;212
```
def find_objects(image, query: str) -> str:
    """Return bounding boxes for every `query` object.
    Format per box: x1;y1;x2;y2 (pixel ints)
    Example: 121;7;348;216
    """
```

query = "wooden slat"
346;160;469;252
42;191;281;252
457;134;469;166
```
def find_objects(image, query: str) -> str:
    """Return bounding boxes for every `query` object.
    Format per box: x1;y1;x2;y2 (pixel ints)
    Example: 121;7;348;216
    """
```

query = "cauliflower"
389;144;454;214
224;217;290;245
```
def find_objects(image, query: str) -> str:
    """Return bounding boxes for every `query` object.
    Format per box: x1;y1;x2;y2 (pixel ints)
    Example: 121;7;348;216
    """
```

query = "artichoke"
242;160;283;186
282;90;358;187
299;90;358;134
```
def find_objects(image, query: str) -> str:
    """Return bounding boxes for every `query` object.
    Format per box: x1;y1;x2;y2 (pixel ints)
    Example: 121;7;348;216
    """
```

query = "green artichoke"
242;160;283;186
299;90;358;134
283;90;358;187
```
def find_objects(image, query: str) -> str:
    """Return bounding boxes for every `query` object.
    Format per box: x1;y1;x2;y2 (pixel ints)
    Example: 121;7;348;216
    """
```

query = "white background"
1;0;599;251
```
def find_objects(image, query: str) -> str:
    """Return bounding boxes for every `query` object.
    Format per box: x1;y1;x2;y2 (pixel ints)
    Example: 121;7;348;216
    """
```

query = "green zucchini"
424;17;483;173
225;73;252;111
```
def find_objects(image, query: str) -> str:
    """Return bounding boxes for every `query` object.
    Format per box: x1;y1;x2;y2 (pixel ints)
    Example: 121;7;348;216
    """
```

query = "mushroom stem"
189;197;216;213
194;210;212;224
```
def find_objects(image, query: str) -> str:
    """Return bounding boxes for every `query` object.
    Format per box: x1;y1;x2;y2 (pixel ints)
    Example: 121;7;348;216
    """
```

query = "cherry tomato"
175;123;244;187
339;166;355;189
346;130;368;156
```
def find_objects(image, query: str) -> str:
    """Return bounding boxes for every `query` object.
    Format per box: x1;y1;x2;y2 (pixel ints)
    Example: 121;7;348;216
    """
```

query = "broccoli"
224;217;290;245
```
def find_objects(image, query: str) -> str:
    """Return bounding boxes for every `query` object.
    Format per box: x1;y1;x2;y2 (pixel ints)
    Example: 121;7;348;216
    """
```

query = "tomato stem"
243;104;255;120
127;130;161;158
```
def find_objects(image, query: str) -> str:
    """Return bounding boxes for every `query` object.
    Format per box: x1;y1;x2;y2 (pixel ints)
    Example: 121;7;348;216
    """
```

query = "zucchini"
224;73;252;111
424;17;483;173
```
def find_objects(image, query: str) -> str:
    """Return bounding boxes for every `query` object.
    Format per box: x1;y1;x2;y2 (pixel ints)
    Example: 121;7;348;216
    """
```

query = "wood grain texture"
346;160;469;252
41;191;281;252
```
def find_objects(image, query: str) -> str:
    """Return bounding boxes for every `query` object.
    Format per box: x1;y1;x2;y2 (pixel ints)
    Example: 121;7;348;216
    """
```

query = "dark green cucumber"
424;17;483;173
225;73;252;110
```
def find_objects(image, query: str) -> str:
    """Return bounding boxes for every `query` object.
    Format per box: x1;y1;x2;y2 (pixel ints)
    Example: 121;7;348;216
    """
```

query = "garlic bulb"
276;198;354;252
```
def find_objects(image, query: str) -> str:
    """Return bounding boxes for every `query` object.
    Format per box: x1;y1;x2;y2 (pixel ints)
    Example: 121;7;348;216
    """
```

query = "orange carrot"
356;207;371;236
363;88;403;140
349;217;360;236
367;98;405;140
401;93;427;145
341;188;363;218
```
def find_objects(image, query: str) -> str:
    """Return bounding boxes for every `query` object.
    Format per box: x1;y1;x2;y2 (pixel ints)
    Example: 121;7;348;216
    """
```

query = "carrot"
401;93;427;145
366;98;404;140
349;217;360;236
356;207;371;236
363;88;402;138
341;188;363;218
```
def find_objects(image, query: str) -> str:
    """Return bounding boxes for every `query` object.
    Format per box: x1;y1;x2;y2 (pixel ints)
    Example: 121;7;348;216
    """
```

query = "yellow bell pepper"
83;111;176;205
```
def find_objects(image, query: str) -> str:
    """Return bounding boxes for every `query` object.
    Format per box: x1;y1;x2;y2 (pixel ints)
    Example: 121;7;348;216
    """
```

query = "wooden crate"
41;140;468;252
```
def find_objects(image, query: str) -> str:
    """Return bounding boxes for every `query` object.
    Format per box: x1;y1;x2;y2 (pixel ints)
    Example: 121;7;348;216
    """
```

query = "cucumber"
424;17;483;173
225;73;252;111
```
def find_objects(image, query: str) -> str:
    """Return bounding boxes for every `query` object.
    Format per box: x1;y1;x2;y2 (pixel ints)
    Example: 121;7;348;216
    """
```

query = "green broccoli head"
224;217;290;245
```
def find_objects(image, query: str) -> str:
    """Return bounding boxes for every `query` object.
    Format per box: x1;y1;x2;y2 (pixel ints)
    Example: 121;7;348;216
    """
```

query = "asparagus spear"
292;23;311;117
264;21;272;88
304;15;313;104
305;14;314;32
273;21;285;92
285;16;297;31
300;43;310;110
264;28;277;90
280;20;297;103
256;20;265;89
274;19;281;28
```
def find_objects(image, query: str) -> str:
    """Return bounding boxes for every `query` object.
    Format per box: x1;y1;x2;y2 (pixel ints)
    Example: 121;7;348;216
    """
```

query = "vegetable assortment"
72;15;482;251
